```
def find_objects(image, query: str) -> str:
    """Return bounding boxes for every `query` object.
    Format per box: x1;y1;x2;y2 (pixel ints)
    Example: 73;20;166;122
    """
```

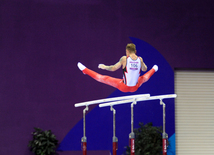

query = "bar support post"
129;100;137;155
160;100;167;155
82;105;88;155
111;105;118;155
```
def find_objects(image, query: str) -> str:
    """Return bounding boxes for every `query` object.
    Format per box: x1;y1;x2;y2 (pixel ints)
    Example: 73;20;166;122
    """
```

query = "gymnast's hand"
98;64;106;70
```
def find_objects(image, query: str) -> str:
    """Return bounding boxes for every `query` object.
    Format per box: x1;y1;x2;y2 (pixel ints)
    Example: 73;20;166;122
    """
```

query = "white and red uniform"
123;56;141;86
82;57;156;92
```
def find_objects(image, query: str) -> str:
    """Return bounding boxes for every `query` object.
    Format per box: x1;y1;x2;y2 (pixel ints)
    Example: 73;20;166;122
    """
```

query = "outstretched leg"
137;65;158;87
77;62;158;92
78;62;122;89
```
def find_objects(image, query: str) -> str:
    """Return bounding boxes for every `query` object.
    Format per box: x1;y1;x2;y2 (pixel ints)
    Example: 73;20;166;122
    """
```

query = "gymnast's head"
126;43;136;55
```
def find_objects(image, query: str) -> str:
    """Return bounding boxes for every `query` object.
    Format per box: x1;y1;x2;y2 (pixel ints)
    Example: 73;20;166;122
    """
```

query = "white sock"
153;65;158;72
77;62;86;71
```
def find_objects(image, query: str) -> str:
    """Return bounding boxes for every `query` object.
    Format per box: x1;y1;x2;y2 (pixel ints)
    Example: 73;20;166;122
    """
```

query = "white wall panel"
175;71;214;155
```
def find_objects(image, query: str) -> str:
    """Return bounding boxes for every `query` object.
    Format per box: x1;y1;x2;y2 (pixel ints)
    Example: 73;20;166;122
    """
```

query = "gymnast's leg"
137;65;158;87
77;62;122;89
78;62;158;92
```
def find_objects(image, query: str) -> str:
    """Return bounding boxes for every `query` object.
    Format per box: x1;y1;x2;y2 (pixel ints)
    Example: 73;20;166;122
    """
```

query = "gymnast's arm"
98;56;126;71
139;57;147;71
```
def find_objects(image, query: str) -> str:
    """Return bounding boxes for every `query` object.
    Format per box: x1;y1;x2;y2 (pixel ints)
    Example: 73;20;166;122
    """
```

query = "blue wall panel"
58;37;175;155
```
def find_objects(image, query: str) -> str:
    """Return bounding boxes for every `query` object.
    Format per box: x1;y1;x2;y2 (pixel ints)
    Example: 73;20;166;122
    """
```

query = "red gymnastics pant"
82;68;156;93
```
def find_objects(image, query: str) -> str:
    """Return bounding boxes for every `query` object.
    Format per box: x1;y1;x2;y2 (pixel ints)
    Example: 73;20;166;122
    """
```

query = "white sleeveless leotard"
123;56;141;86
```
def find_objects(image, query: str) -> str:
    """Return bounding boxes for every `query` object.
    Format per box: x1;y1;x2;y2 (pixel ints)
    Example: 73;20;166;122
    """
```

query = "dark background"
0;0;213;154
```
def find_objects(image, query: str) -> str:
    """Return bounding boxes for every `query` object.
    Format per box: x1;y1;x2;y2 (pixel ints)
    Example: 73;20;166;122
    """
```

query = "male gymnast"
77;43;158;92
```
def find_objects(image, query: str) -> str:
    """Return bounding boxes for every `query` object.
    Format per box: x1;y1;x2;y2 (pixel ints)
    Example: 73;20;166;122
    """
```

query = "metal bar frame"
74;94;176;155
75;94;150;107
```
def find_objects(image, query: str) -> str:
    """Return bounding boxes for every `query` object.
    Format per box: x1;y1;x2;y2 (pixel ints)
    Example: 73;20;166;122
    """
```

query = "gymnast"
77;43;158;93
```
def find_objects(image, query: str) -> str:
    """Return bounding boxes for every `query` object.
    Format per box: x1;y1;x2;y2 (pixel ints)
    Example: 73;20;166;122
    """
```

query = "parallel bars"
74;94;177;155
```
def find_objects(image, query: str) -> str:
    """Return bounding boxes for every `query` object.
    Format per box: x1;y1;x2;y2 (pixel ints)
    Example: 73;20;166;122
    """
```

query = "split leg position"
77;43;158;92
77;62;158;93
